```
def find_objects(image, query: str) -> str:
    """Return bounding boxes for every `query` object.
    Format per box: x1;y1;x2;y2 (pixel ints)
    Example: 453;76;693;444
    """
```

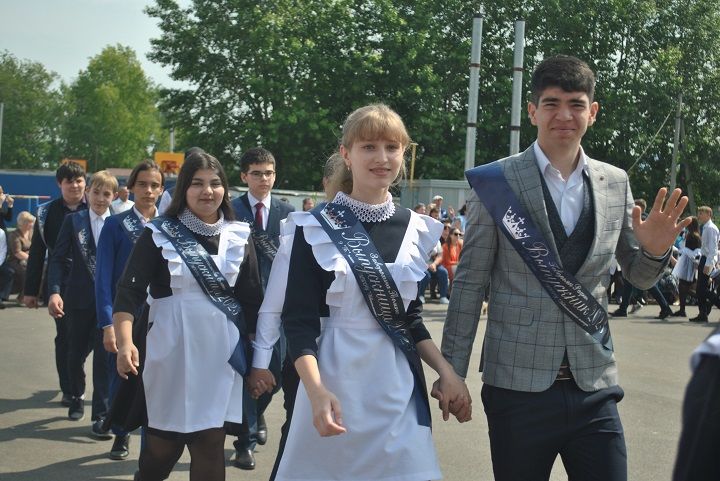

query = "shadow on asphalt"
2;456;190;481
0;390;57;415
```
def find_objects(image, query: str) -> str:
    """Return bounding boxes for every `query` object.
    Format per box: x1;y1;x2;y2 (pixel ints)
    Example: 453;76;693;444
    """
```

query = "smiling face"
130;169;164;213
185;168;224;223
528;87;598;151
59;176;86;206
87;183;115;216
341;138;404;197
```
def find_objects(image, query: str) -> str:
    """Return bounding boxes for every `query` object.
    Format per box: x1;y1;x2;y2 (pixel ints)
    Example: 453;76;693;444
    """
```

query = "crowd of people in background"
1;54;718;481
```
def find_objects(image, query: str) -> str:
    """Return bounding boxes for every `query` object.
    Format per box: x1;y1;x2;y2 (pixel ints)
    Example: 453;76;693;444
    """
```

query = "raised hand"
633;188;691;257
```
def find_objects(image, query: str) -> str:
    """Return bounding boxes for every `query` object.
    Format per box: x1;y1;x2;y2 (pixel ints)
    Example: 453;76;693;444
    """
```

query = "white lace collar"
332;191;395;223
179;208;225;236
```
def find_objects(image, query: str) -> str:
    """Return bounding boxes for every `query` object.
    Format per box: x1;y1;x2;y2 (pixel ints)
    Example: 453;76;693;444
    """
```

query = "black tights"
678;280;692;312
137;427;226;481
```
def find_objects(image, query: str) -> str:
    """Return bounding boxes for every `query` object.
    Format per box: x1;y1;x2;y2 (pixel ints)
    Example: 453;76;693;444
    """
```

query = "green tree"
64;45;161;170
147;0;720;204
0;51;64;169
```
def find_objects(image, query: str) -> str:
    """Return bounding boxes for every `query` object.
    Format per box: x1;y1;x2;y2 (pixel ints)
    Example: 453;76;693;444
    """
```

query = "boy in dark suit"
24;162;88;406
95;160;164;459
47;170;118;438
230;147;294;469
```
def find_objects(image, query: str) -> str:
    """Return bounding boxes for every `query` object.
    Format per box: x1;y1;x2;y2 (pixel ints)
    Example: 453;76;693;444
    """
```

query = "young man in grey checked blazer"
439;55;690;480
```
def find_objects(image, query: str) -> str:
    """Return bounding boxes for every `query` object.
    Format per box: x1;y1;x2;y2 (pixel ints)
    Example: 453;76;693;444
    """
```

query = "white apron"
275;210;443;481
142;221;249;433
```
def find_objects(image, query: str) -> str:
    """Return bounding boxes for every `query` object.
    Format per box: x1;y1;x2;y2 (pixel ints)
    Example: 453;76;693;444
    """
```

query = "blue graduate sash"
311;204;431;427
234;198;279;261
119;209;144;243
150;217;248;375
466;163;612;350
72;211;97;280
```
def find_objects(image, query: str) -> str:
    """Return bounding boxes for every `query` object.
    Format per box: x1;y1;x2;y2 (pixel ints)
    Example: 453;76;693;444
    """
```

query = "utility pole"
0;103;4;165
464;11;484;172
670;93;683;192
170;127;175;152
509;20;525;155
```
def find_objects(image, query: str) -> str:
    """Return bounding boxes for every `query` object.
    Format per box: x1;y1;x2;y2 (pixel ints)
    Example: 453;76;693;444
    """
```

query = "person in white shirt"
690;206;719;323
0;228;13;308
111;185;134;213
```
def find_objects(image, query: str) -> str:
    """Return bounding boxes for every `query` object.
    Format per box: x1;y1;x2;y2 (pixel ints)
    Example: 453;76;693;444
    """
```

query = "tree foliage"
144;1;717;205
64;45;162;170
0;51;64;169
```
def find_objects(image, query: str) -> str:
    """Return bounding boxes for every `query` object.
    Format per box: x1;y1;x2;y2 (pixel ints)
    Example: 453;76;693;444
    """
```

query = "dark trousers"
696;256;712;317
54;315;72;396
269;357;300;481
107;352;128;436
67;307;109;420
673;353;720;481
482;382;627;481
619;280;670;312
0;263;14;299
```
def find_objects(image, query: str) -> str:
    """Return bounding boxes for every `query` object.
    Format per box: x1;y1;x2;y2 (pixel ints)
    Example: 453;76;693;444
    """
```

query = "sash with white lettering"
311;204;431;426
467;163;612;350
119;209;144;244
72;211;97;280
234;200;278;261
37;201;50;245
150;217;248;375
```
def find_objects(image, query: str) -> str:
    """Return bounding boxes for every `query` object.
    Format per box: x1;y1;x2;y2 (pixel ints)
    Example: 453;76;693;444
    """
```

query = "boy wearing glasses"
230;147;294;470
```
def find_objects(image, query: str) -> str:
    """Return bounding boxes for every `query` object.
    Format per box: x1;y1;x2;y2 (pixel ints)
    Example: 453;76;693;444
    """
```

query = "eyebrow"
540;96;588;105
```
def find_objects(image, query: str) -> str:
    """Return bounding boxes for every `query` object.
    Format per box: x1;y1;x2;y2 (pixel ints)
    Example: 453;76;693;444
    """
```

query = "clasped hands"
430;373;472;423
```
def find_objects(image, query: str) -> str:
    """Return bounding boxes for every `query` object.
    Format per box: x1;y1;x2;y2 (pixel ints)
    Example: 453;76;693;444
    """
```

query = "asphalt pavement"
0;300;715;480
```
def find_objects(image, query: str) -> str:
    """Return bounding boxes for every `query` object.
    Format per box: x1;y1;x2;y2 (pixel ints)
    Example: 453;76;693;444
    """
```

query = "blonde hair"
88;170;119;193
698;206;713;217
16;211;35;228
327;104;410;197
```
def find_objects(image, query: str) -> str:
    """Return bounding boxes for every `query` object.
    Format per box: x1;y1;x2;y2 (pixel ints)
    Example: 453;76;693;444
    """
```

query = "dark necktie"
255;202;264;230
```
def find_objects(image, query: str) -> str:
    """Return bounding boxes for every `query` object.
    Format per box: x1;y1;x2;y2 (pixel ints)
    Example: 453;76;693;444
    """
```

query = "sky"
0;0;188;88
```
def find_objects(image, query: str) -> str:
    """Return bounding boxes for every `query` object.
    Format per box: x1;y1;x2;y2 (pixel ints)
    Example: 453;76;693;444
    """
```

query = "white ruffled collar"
332;191;395;223
179;208;225;236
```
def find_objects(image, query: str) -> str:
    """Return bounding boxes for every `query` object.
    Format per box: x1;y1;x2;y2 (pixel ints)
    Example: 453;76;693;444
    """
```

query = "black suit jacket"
48;210;97;310
231;194;294;289
24;198;87;297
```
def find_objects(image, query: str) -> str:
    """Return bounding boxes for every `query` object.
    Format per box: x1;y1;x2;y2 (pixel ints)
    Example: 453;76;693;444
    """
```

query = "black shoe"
610;308;627;317
257;414;267;446
68;397;84;421
657;308;673;319
61;393;73;407
234;448;256;470
91;418;113;439
689;315;709;323
109;434;130;460
671;310;687;317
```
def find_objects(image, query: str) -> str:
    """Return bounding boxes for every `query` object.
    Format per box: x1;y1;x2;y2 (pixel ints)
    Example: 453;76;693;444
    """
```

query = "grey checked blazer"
441;146;667;392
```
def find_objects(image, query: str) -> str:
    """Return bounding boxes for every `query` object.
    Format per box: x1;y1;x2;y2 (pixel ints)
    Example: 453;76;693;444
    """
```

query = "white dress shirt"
111;198;135;213
0;230;7;266
89;209;111;246
132;205;157;226
247;192;271;231
533;141;589;236
700;219;719;269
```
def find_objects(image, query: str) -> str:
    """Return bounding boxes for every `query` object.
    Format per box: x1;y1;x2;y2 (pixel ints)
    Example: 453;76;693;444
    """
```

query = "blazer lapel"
505;146;560;261
576;158;608;278
266;198;280;237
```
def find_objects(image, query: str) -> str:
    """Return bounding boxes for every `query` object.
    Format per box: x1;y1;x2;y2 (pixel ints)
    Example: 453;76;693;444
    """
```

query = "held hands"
247;368;276;399
307;385;347;437
431;373;472;423
633;188;692;257
47;294;64;318
116;343;140;380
